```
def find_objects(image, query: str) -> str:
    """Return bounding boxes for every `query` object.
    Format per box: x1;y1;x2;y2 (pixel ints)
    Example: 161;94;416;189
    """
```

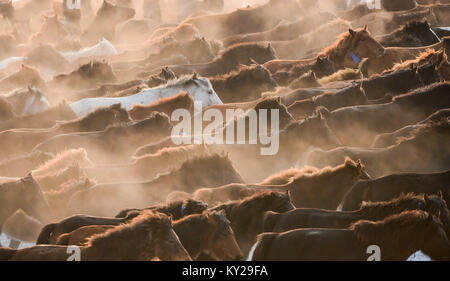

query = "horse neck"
0;185;23;232
173;218;210;258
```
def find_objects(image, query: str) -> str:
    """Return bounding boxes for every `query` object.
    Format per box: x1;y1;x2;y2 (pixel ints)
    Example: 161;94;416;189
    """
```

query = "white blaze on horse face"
66;0;81;10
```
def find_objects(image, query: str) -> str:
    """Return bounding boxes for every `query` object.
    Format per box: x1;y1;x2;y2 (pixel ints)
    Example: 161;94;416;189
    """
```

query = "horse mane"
387;49;437;73
395;119;450;145
32;148;92;177
350;210;432;249
318;68;361;84
135;144;210;166
289;157;362;182
44;176;94;197
320;25;361;59
210;64;268;81
402;19;430;34
177;153;235;176
392;82;450;104
57;103;130;130
217;42;273;61
359;193;425;219
85;211;171;259
131;92;193;110
260;166;320;185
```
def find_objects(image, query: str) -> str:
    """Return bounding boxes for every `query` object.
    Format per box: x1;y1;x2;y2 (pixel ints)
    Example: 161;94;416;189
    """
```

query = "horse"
263;193;449;234
339;170;450;212
23;44;71;79
0;174;51;234
181;0;302;39
315;82;450;147
69;74;222;118
221;12;337;48
287;84;368;119
37;198;207;245
0;102;76;132
60;38;118;62
376;20;441;47
81;0;135;45
129;92;194;121
3;86;50;116
2;209;43;244
307;120;450;178
0;104;130;160
64;154;244;217
372;108;450;148
208;64;277;103
0;151;54;178
84;144;210;183
30;14;69;45
32;113;173;165
49;60;118;92
209;191;295;256
7;211;191;261
263;26;385;76
114;199;208;220
0;64;48;93
55;210;243;261
31;148;93;178
249;210;450;261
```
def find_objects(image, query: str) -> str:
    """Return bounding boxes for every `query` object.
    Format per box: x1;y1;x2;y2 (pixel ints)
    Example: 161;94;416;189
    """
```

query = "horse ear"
249;58;258;65
284;190;291;201
364;25;368;31
192;72;198;80
424;194;431;208
439;190;444;200
357;159;362;169
349;28;356;37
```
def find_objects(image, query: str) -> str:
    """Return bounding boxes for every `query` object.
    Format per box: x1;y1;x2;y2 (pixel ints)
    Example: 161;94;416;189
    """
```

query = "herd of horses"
0;0;449;261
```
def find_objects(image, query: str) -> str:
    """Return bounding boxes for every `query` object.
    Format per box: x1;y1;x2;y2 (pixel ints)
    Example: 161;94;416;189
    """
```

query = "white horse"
0;57;26;71
60;37;118;62
70;74;223;118
4;86;51;115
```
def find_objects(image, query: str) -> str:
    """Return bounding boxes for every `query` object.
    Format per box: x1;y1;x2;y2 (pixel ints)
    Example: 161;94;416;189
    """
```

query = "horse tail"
262;211;279;233
55;233;71;245
0;247;17;261
250;233;277;261
36;223;56;244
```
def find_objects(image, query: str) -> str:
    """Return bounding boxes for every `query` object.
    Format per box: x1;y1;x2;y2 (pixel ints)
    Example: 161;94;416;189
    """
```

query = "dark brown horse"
7;211;191;261
263;193;448;233
210;191;295;256
376;20;440;47
250;211;450;261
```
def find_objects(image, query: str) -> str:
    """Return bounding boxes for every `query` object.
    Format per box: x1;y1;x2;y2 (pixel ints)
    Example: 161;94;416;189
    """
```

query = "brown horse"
210;191;295;256
84;144;210;183
81;0;135;45
0;102;76;132
0;64;47;92
129;92;194;121
7;211;191;261
250;211;450;261
0;151;53;178
307;120;450;178
158;42;277;77
56;210;242;261
263;193;448;233
37;199;207;244
182;0;302;39
376;20;440;48
65;154;244;217
49;60;118;91
0;174;51;234
339;170;450;211
114;199;208;219
33;113;173;165
30;14;68;45
221;12;337;47
0;104;130;160
208;64;277;103
315;82;450;147
264;26;385;76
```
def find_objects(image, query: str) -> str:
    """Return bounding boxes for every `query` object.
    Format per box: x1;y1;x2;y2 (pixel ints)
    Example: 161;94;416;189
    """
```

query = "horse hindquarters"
0;247;16;261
